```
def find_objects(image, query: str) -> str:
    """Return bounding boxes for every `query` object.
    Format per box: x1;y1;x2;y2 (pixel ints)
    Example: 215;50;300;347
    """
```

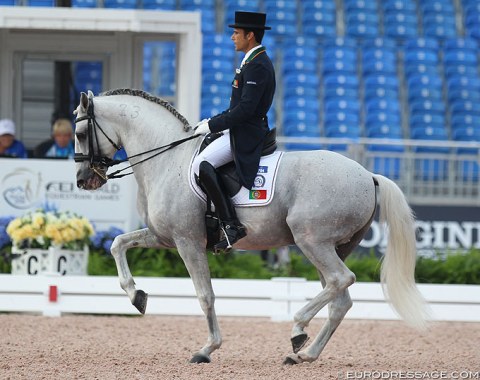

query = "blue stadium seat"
284;72;320;89
325;123;361;138
324;86;359;99
302;8;336;25
143;0;176;9
104;0;137;8
364;74;399;91
451;114;480;131
365;111;401;126
323;73;359;90
450;99;480;116
410;98;445;115
302;0;336;11
366;98;401;116
323;37;357;49
179;0;213;7
404;49;439;65
72;0;97;7
344;0;377;11
407;74;443;91
384;12;418;38
364;86;398;100
0;0;16;4
447;88;480;103
324;111;360;125
443;50;478;67
404;37;440;51
447;75;480;92
444;37;478;51
420;0;454;15
444;64;479;79
410;113;446;131
423;23;456;39
286;86;319;98
365;124;402;138
265;0;297;11
303;23;336;38
282;57;317;74
359;37;396;49
322;57;356;74
284;97;319;113
411;126;449;147
325;98;360;114
404;62;440;77
346;9;379;24
362;58;396;75
407;87;442;103
383;0;416;12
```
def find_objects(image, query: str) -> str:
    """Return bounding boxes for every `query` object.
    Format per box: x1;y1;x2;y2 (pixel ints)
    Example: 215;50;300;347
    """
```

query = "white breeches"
192;131;233;177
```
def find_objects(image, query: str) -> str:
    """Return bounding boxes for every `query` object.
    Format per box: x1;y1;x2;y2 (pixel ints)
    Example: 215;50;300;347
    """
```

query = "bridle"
74;94;201;180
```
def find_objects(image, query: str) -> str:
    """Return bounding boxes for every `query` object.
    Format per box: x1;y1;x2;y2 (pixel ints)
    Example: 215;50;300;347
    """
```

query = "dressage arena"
1;314;478;379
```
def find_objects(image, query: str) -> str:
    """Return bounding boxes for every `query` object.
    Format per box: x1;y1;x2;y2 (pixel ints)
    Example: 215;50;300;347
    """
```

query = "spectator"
33;118;74;159
0;119;28;158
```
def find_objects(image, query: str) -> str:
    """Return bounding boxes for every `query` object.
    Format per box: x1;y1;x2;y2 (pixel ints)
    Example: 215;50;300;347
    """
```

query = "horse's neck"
100;97;195;189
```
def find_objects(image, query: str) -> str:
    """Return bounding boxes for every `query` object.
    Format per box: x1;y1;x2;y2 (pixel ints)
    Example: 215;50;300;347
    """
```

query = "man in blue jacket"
193;11;276;253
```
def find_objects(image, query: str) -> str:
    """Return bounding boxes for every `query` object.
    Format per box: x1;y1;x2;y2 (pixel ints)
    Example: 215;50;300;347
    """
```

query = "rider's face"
231;28;250;53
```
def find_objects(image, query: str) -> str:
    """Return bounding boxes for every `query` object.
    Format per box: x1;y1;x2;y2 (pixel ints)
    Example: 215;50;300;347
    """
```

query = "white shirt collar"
240;44;263;68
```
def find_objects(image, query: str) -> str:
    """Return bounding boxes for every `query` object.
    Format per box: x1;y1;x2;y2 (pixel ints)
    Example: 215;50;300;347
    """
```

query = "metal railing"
276;136;480;206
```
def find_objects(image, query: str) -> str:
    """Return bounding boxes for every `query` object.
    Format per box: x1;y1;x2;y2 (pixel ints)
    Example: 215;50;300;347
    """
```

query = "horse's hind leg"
110;228;162;314
284;242;355;365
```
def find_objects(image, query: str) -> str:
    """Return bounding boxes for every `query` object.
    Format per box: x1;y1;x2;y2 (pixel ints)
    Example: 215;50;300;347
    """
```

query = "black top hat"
228;11;271;30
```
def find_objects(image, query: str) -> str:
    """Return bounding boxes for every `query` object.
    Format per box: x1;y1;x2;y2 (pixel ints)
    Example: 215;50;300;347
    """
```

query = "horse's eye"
76;132;86;141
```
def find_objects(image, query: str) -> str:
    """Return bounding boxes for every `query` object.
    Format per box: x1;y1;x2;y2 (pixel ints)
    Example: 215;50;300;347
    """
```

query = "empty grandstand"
1;0;480;205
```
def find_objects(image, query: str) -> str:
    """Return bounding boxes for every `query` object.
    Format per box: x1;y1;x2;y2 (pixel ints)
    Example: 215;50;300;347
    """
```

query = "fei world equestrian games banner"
0;158;140;231
1;157;479;255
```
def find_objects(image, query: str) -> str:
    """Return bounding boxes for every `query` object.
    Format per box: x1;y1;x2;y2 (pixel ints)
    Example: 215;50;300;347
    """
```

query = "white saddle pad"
189;150;284;207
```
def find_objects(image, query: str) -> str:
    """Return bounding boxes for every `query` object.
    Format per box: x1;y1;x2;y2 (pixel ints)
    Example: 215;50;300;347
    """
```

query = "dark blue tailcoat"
208;48;276;189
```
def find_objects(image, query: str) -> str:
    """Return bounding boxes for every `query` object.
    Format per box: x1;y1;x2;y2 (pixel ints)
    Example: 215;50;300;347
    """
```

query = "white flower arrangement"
6;209;95;250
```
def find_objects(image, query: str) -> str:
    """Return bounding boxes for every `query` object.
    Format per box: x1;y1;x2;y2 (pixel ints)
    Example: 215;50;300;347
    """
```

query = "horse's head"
74;91;121;190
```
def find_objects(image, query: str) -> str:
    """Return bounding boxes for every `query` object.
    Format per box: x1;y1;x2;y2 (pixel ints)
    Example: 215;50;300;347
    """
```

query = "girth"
197;128;277;197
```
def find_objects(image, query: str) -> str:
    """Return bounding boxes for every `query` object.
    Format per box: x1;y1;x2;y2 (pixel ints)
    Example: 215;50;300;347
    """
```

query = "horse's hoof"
189;354;211;364
291;333;309;354
133;290;148;314
283;356;299;365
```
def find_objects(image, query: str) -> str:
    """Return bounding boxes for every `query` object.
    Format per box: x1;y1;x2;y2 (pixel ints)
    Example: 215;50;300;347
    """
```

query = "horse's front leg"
176;241;221;364
110;228;163;314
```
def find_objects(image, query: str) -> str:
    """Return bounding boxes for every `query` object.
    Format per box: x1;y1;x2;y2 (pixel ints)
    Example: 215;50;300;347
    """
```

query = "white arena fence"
0;274;478;322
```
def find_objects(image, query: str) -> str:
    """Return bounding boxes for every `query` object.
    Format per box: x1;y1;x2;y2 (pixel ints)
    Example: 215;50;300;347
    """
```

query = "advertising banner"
0;158;140;231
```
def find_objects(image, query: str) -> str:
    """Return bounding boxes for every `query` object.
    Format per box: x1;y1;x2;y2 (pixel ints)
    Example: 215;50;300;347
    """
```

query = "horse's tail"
373;174;429;330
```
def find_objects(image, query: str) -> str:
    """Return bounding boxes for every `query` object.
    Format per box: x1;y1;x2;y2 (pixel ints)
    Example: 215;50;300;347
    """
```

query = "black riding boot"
199;161;246;253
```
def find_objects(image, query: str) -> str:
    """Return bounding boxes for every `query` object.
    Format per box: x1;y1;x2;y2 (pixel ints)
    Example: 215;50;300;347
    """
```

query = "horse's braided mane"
101;88;192;132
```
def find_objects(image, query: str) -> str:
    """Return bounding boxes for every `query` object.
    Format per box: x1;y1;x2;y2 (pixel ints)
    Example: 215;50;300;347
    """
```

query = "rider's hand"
194;119;211;135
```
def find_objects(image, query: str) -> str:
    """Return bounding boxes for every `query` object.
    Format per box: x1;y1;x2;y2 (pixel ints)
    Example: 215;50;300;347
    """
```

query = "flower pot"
11;245;89;275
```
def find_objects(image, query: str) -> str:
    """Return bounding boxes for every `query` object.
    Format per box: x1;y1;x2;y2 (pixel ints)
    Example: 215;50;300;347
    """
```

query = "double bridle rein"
74;95;201;180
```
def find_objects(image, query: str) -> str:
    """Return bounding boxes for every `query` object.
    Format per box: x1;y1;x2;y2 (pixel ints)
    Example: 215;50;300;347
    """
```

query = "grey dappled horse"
74;89;428;365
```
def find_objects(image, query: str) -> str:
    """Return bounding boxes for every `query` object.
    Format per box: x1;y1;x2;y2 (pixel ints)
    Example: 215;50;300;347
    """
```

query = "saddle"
196;128;277;250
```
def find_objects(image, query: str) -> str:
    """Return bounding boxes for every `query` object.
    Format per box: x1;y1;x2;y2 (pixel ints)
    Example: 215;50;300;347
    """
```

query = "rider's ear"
80;92;89;112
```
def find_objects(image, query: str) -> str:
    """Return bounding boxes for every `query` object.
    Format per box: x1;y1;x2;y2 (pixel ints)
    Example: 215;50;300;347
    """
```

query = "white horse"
74;89;428;365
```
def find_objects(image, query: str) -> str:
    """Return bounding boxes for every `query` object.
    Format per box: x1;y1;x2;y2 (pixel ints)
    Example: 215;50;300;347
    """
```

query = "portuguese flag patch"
249;190;267;200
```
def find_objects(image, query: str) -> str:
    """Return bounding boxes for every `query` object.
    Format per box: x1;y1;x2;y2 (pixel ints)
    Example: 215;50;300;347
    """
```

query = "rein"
74;96;201;180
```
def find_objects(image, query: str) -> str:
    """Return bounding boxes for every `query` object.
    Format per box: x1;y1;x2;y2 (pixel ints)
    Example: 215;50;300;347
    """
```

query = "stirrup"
214;223;246;254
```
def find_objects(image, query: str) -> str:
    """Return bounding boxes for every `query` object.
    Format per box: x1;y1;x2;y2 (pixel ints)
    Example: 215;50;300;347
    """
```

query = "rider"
193;11;276;252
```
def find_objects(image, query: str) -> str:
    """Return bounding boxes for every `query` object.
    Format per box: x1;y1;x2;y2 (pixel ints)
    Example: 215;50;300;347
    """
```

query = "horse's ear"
87;90;95;98
80;92;89;112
